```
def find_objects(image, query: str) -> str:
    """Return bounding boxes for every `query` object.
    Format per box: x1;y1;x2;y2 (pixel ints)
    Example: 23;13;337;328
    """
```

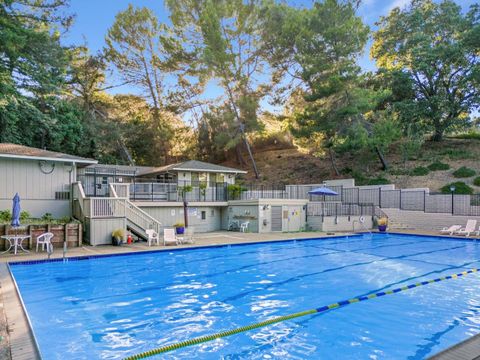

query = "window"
199;172;208;183
216;173;225;183
191;172;199;182
201;211;206;220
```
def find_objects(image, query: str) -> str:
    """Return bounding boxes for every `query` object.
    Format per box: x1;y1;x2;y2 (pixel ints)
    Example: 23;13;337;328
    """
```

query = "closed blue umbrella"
308;187;339;196
11;193;21;228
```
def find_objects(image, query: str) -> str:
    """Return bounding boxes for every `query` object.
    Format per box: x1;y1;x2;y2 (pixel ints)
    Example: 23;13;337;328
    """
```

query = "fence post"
399;190;402;210
379;188;382;208
423;191;426;212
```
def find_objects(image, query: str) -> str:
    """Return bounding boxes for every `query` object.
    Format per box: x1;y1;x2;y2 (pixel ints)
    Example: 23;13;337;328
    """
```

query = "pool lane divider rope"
123;268;479;360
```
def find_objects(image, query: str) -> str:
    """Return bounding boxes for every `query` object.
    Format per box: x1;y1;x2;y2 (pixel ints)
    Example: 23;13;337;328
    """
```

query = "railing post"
379;187;382;207
423;191;426;212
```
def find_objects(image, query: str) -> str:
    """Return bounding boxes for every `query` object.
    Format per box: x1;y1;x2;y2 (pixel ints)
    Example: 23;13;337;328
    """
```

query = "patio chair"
163;228;178;246
178;227;195;244
440;225;462;235
36;232;54;253
455;220;477;237
145;229;160;246
240;221;250;233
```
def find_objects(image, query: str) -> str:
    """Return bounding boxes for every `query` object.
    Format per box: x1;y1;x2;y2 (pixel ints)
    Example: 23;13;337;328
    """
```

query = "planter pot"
175;227;185;235
378;225;387;232
112;236;123;246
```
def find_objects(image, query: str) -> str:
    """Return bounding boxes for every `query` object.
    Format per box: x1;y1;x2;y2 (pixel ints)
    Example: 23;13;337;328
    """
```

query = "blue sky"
63;0;477;112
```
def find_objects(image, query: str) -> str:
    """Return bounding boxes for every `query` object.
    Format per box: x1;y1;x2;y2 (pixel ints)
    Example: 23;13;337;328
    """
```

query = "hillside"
221;138;480;193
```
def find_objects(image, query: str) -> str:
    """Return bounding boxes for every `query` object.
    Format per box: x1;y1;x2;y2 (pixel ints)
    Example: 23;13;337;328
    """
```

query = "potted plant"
173;222;185;235
111;228;125;246
377;217;388;232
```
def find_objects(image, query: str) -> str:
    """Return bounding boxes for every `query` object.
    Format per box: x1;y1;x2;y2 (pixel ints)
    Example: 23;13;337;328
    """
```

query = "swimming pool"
9;233;480;359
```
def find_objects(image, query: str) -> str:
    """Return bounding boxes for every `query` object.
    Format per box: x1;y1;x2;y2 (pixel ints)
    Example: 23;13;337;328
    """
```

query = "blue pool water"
10;233;480;359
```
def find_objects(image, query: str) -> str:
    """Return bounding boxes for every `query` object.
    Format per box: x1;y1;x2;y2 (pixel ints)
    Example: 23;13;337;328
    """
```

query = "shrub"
427;161;450;171
452;130;480;140
20;210;30;221
452;166;476;178
227;184;246;199
474;177;480;187
59;216;71;224
410;166;430;176
173;222;185;227
366;177;390;185
441;182;474;195
41;212;54;222
0;210;11;222
111;228;125;238
440;149;474;160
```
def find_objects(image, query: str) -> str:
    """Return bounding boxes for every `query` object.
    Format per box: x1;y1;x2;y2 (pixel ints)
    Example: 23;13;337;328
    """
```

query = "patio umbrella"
11;193;21;238
308;187;339;196
11;193;21;228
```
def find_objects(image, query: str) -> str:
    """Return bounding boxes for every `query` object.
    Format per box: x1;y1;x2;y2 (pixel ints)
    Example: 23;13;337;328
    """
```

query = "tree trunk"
431;128;443;142
235;144;246;166
328;148;340;176
375;146;388;171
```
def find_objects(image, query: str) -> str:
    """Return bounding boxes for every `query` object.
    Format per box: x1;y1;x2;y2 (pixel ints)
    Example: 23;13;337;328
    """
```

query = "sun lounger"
440;225;461;235
178;227;195;244
455;220;477;237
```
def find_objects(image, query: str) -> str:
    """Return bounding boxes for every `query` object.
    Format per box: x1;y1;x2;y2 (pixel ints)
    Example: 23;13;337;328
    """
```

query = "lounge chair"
178;227;195;244
440;225;461;235
36;232;54;252
240;221;249;233
163;228;178;246
455;220;477;237
145;229;160;246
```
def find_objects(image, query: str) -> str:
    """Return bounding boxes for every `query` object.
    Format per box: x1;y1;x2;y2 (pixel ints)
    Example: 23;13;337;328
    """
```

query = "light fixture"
450;185;456;193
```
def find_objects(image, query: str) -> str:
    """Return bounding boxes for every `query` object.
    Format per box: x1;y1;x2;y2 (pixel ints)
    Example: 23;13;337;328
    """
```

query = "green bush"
441;182;474;195
410;166;430;176
0;210;11;222
366;177;391;185
440;149;474;160
452;130;480;140
20;210;30;221
452;166;476;178
427;161;450;171
41;212;54;222
227;184;247;199
473;177;480;187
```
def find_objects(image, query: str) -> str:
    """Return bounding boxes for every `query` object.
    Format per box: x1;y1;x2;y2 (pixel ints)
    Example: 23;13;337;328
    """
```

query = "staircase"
108;183;162;239
382;208;480;231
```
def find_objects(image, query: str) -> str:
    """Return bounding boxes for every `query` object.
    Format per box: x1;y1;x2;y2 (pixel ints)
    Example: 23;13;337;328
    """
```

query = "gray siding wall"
0;157;74;217
139;206;222;233
88;218;126;246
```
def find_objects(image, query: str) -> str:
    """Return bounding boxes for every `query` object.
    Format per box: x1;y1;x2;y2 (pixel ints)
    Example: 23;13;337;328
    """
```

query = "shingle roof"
0;143;97;164
139;160;247;176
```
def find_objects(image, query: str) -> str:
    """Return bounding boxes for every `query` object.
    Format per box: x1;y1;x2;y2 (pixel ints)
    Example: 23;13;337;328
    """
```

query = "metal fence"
307;202;374;217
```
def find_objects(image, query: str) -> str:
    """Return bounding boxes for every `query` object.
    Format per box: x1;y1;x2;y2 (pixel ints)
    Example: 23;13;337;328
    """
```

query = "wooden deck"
428;333;480;360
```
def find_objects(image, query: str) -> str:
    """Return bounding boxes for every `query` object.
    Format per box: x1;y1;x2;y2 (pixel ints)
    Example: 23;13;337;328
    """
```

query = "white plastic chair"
145;229;160;246
240;221;249;233
163;228;178;246
178;227;195;244
455;220;477;237
36;232;54;252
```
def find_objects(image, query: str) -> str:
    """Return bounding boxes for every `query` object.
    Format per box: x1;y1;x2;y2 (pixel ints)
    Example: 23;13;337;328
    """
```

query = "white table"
1;235;30;255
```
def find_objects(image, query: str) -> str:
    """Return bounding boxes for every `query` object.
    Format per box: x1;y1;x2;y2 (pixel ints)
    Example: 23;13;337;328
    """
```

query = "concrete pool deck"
0;230;479;360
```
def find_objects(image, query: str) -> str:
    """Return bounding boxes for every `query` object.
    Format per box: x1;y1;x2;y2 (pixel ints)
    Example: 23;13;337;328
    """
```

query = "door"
271;206;282;231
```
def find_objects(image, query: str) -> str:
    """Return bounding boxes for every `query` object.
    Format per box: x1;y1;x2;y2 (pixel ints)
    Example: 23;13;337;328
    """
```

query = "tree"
166;0;277;178
371;0;480;141
105;5;183;164
262;0;370;175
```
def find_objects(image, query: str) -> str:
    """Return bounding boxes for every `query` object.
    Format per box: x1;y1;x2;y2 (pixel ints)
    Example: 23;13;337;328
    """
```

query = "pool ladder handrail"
352;219;372;236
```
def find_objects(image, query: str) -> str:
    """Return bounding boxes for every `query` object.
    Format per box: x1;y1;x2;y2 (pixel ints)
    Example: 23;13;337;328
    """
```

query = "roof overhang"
0;153;98;165
170;167;247;174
